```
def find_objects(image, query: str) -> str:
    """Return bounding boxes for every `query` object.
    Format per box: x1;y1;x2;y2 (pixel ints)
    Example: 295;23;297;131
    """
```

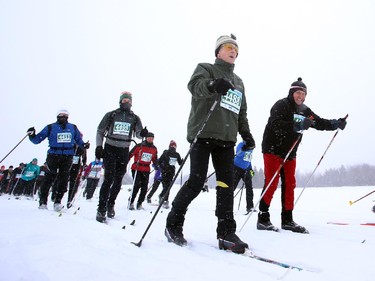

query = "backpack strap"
104;110;118;136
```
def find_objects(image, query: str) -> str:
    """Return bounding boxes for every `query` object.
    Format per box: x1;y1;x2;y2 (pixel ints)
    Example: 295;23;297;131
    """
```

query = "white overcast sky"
1;0;374;176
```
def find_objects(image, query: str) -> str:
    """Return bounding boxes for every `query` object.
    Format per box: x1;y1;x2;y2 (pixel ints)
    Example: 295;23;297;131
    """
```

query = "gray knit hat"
215;34;238;57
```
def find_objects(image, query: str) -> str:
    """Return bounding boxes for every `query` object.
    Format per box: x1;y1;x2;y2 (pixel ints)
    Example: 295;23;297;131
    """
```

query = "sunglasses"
222;43;239;54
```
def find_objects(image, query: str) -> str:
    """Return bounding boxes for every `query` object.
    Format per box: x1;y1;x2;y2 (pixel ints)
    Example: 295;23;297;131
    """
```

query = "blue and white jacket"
234;141;253;170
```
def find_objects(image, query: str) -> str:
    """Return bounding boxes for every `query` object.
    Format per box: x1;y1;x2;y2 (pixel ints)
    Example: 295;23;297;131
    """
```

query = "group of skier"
5;32;350;255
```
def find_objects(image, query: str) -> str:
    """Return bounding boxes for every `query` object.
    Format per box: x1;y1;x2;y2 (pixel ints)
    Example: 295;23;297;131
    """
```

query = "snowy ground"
1;184;374;281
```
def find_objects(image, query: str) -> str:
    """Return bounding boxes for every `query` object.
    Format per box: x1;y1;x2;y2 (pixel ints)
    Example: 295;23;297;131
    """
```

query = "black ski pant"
167;140;236;237
67;164;81;203
86;178;99;199
159;169;175;202
39;154;73;205
233;165;254;210
147;179;162;200
98;144;128;211
130;170;150;205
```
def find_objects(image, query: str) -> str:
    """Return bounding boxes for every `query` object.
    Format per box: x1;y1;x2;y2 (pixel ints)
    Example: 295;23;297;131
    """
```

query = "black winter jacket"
262;96;337;159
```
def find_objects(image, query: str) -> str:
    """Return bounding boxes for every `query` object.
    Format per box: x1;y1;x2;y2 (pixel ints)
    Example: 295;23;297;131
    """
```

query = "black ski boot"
165;208;187;246
257;211;279;232
218;233;248;254
164;226;187;246
96;208;107;223
107;205;115;219
281;211;309;234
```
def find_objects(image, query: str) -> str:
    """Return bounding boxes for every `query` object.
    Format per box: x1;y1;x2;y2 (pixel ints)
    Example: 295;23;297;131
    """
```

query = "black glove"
301;118;314;130
27;127;36;137
140;127;148;138
208;78;235;95
337;118;347;130
294;117;314;131
242;133;255;150
83;141;90;149
95;146;104;159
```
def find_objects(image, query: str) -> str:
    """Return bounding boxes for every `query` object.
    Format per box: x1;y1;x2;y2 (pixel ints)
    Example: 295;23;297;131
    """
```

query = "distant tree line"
206;164;375;189
122;164;375;189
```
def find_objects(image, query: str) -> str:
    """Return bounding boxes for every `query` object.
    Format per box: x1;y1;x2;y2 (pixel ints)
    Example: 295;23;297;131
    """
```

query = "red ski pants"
262;153;296;212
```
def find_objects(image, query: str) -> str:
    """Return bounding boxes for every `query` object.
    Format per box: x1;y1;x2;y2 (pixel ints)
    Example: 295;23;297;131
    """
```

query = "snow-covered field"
1;184;374;281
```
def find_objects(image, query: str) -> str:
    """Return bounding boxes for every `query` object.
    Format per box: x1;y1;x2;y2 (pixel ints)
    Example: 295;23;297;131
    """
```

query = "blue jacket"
30;122;85;156
234;141;253;170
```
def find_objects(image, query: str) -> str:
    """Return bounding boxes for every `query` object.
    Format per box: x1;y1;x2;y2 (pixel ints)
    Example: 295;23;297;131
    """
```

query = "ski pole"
349;189;375;206
237;182;245;211
239;134;303;232
295;114;348;206
0;134;29;164
132;98;220;247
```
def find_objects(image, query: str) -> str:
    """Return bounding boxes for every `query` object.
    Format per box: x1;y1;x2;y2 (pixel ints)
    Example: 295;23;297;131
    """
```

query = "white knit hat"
215;34;238;56
56;109;70;117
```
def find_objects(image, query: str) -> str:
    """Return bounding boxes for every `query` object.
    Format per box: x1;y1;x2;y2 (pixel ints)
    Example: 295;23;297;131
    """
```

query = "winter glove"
331;118;347;130
83;141;90;149
27;127;36;137
242;133;256;150
249;169;254;177
95;146;104;159
140;127;148;138
208;78;235;95
300;118;314;130
293;115;315;132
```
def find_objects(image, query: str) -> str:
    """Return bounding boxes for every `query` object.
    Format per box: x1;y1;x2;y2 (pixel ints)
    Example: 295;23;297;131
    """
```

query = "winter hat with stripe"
215;34;238;57
119;91;132;103
169;140;177;148
289;77;307;96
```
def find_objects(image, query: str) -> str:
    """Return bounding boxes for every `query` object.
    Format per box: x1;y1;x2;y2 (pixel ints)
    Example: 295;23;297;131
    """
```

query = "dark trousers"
67;164;81;203
147;179;162;199
233;165;254;209
39;154;73;205
159;170;175;202
167;140;236;237
130;170;150;205
86;178;99;199
98;144;128;211
14;179;35;196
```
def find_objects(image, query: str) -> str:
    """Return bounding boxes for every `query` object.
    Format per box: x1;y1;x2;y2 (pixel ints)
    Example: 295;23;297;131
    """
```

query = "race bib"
72;156;80;164
113;121;131;136
25;171;34;178
57;132;72;143
141;152;152;163
293;114;305;123
220;89;243;114
169;157;177;166
243;151;253;162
